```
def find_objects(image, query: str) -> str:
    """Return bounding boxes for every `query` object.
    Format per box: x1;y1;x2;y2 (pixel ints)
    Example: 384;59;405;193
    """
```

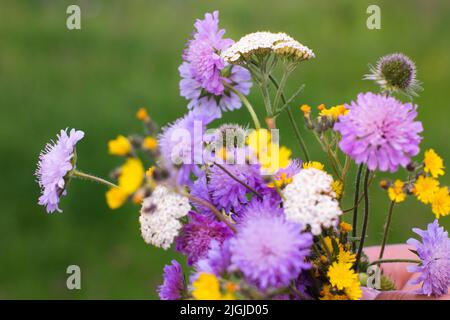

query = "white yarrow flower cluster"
139;185;190;249
283;168;342;235
222;31;314;63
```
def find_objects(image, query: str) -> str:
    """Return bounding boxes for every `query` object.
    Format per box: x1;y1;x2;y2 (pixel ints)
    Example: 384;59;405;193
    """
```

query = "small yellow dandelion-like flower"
323;236;334;254
247;129;271;154
108;135;132;156
320;285;348;300
143;136;158;151
267;172;293;188
338;246;356;265
258;144;292;174
414;176;439;204
332;180;344;199
118;158;145;195
340;222;352;233
303;161;324;171
146;166;155;178
136;107;149;121
317;104;326;111
300;104;311;115
431;187;450;219
105;187;128;209
388;179;406;203
327;261;358;290
192;273;222;300
320;105;349;120
344;279;362;300
424;149;445;178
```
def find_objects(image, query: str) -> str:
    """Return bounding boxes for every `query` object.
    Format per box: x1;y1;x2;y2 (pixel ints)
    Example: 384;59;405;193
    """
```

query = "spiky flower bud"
364;53;422;97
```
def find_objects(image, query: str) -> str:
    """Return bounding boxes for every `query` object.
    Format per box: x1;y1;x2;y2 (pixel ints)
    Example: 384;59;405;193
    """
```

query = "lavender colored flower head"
406;220;450;296
189;172;215;218
158;111;208;186
230;210;313;291
334;92;423;172
176;212;233;266
194;239;232;278
208;163;264;214
35;128;84;213
236;196;283;222
158;260;185;300
180;11;252;119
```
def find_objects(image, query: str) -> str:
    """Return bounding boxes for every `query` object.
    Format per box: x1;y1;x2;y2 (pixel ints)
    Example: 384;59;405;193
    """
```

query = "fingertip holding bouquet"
35;11;449;300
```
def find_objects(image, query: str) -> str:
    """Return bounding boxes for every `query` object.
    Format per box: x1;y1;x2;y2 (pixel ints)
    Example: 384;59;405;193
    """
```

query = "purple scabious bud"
407;220;450;297
334;92;423;172
158;260;186;300
364;53;422;97
176;212;233;266
35;128;84;213
179;11;252;119
230;209;313;291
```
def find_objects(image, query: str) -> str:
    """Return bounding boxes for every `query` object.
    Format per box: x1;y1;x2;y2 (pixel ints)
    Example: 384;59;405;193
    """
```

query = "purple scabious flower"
158;111;208;186
189;172;215;218
406;220;450;296
194;239;232;278
236;196;283;222
179;11;252;119
208;163;264;214
35;128;84;213
230;210;313;291
176;212;233;266
158;260;185;300
334;92;423;172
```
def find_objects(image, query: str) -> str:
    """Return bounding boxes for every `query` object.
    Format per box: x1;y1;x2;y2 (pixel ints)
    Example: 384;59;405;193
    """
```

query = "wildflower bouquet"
35;11;449;300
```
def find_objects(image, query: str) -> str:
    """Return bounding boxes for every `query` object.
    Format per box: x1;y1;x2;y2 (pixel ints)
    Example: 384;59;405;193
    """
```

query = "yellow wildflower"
320;285;348;300
431;187;450;219
344;280;362;300
259;144;292;174
323;236;334;254
327;261;358;290
340;222;352;233
143;136;158;150
118;158;145;195
317;104;326;111
108;135;132;156
302;161;324;170
136;107;149;121
338;246;356;264
267;172;293;188
332;180;344;199
300;104;311;115
388;179;406;203
320;105;349;120
247;129;271;155
105;187;128;209
414;176;439;204
424;149;445;178
146;166;155;178
192;273;234;300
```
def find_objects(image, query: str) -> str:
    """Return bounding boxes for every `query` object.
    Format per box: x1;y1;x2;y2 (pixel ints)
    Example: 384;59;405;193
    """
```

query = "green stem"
355;168;370;271
268;75;310;162
368;259;421;267
72;170;118;188
273;68;290;111
352;164;364;252
379;201;396;260
224;83;261;129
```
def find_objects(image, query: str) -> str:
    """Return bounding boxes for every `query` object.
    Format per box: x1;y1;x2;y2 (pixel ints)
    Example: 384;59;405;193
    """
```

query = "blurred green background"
0;0;449;299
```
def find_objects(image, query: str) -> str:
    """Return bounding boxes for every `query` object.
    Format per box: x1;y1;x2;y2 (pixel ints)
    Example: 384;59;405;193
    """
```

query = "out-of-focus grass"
0;0;448;299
